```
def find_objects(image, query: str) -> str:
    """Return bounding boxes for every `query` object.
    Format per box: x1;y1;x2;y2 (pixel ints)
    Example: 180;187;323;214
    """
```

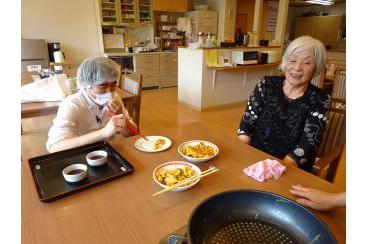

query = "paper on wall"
103;34;124;49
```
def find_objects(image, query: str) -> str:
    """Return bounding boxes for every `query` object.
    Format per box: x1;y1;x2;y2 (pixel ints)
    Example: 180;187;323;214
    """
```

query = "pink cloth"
243;159;286;182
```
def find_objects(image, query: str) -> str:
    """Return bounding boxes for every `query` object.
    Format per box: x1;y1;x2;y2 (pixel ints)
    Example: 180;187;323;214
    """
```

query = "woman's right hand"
289;185;346;210
238;135;251;144
102;114;127;139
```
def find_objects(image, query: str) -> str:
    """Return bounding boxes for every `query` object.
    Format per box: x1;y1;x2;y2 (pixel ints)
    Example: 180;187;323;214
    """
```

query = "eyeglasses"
92;81;118;93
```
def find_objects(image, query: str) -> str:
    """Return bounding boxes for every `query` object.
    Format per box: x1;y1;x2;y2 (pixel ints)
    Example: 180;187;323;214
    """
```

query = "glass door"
101;0;119;25
138;0;152;25
120;0;136;25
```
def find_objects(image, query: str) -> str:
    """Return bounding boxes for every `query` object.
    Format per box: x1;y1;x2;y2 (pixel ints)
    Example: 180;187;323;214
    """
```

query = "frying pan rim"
186;189;336;243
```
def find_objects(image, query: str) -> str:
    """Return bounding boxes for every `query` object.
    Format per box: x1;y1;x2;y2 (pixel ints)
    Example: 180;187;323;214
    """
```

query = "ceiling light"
305;0;335;5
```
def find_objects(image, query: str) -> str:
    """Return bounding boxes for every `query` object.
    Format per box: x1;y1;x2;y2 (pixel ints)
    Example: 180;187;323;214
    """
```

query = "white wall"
286;3;346;41
21;0;103;65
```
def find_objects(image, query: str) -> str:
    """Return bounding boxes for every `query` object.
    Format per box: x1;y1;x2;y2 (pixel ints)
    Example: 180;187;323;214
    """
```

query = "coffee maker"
47;43;61;62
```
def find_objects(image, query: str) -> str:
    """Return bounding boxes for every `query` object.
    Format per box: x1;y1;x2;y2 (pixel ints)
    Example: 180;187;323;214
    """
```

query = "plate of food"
153;161;201;192
134;136;171;152
178;140;219;163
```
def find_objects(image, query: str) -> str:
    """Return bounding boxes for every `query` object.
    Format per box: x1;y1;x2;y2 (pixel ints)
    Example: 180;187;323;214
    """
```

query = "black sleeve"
237;77;267;137
287;93;331;168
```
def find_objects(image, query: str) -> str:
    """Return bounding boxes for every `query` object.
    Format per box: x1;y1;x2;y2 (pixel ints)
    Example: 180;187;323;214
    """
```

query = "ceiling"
289;0;346;7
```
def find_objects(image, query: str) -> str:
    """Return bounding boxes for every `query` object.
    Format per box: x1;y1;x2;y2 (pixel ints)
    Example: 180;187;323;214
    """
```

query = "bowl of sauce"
62;164;88;183
86;150;108;167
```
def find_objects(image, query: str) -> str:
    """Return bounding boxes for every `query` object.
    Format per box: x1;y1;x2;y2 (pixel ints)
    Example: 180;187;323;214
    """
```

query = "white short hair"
279;36;326;78
77;56;120;88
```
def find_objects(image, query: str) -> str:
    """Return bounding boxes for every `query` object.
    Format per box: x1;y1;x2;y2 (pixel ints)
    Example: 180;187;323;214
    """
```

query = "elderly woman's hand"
289;185;346;211
102;114;127;139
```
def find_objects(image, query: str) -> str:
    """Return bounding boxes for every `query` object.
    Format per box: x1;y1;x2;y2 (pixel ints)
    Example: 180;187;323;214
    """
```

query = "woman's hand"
102;114;127;139
238;135;251;144
283;155;298;167
289;185;346;211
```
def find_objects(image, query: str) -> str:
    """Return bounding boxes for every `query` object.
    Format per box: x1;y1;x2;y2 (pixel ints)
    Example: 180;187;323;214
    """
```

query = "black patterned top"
237;76;330;171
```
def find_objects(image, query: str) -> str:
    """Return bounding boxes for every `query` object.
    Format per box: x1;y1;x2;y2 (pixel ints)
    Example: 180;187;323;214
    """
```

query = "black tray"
28;141;134;202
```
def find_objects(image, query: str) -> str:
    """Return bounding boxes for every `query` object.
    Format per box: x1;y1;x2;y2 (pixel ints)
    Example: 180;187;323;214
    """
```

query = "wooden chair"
311;66;326;89
331;70;346;100
313;98;346;182
121;68;142;129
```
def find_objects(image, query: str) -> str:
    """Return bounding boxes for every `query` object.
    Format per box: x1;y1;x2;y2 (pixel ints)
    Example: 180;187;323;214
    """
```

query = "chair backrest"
317;99;346;157
332;70;346;100
310;66;326;89
327;59;346;72
121;69;142;129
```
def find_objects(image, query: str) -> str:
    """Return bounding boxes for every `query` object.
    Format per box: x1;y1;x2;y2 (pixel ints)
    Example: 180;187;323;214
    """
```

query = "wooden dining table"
21;122;346;244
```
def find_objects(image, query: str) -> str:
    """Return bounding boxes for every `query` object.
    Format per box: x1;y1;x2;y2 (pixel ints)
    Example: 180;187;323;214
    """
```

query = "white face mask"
92;91;112;106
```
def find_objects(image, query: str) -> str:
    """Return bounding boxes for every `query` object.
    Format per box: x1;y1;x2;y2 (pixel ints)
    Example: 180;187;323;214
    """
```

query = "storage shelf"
102;8;116;10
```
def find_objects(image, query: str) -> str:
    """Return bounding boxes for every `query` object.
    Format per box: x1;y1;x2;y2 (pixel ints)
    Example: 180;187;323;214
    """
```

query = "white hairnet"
77;56;120;88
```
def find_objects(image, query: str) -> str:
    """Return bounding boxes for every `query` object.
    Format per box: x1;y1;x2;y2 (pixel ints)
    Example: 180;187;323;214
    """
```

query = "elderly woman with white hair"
237;36;330;172
46;56;136;152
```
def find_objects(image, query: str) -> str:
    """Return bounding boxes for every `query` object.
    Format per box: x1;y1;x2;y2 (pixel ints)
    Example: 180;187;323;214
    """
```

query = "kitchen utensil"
127;123;148;141
169;190;336;244
153;166;218;196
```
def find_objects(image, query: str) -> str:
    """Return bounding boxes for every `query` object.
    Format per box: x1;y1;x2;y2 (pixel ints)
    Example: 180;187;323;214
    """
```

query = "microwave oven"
231;51;259;65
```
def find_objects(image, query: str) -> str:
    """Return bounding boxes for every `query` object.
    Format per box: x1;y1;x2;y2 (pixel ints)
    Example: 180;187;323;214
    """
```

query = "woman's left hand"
107;99;122;116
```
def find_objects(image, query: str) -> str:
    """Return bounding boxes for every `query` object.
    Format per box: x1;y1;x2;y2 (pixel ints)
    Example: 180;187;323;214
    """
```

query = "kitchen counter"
178;47;282;111
199;45;281;50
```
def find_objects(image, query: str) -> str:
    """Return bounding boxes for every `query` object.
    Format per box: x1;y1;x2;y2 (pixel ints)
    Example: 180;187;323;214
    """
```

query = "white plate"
134;136;172;152
178;140;219;164
153;161;201;192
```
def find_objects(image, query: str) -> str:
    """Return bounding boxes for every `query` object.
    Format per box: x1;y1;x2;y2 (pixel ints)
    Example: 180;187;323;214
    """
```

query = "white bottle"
54;50;65;63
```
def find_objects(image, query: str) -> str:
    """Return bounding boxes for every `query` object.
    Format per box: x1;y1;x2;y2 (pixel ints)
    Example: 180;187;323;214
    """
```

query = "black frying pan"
169;190;336;244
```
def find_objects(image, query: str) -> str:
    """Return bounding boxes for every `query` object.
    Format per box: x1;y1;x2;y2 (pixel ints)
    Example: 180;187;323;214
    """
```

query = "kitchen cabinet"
132;53;178;88
133;54;160;87
138;0;152;24
120;0;137;25
187;11;218;36
294;16;343;49
100;0;120;25
153;0;188;12
159;53;178;88
99;0;152;26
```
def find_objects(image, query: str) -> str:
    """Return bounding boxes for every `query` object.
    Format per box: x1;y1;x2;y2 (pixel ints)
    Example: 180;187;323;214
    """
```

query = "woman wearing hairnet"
46;56;136;152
